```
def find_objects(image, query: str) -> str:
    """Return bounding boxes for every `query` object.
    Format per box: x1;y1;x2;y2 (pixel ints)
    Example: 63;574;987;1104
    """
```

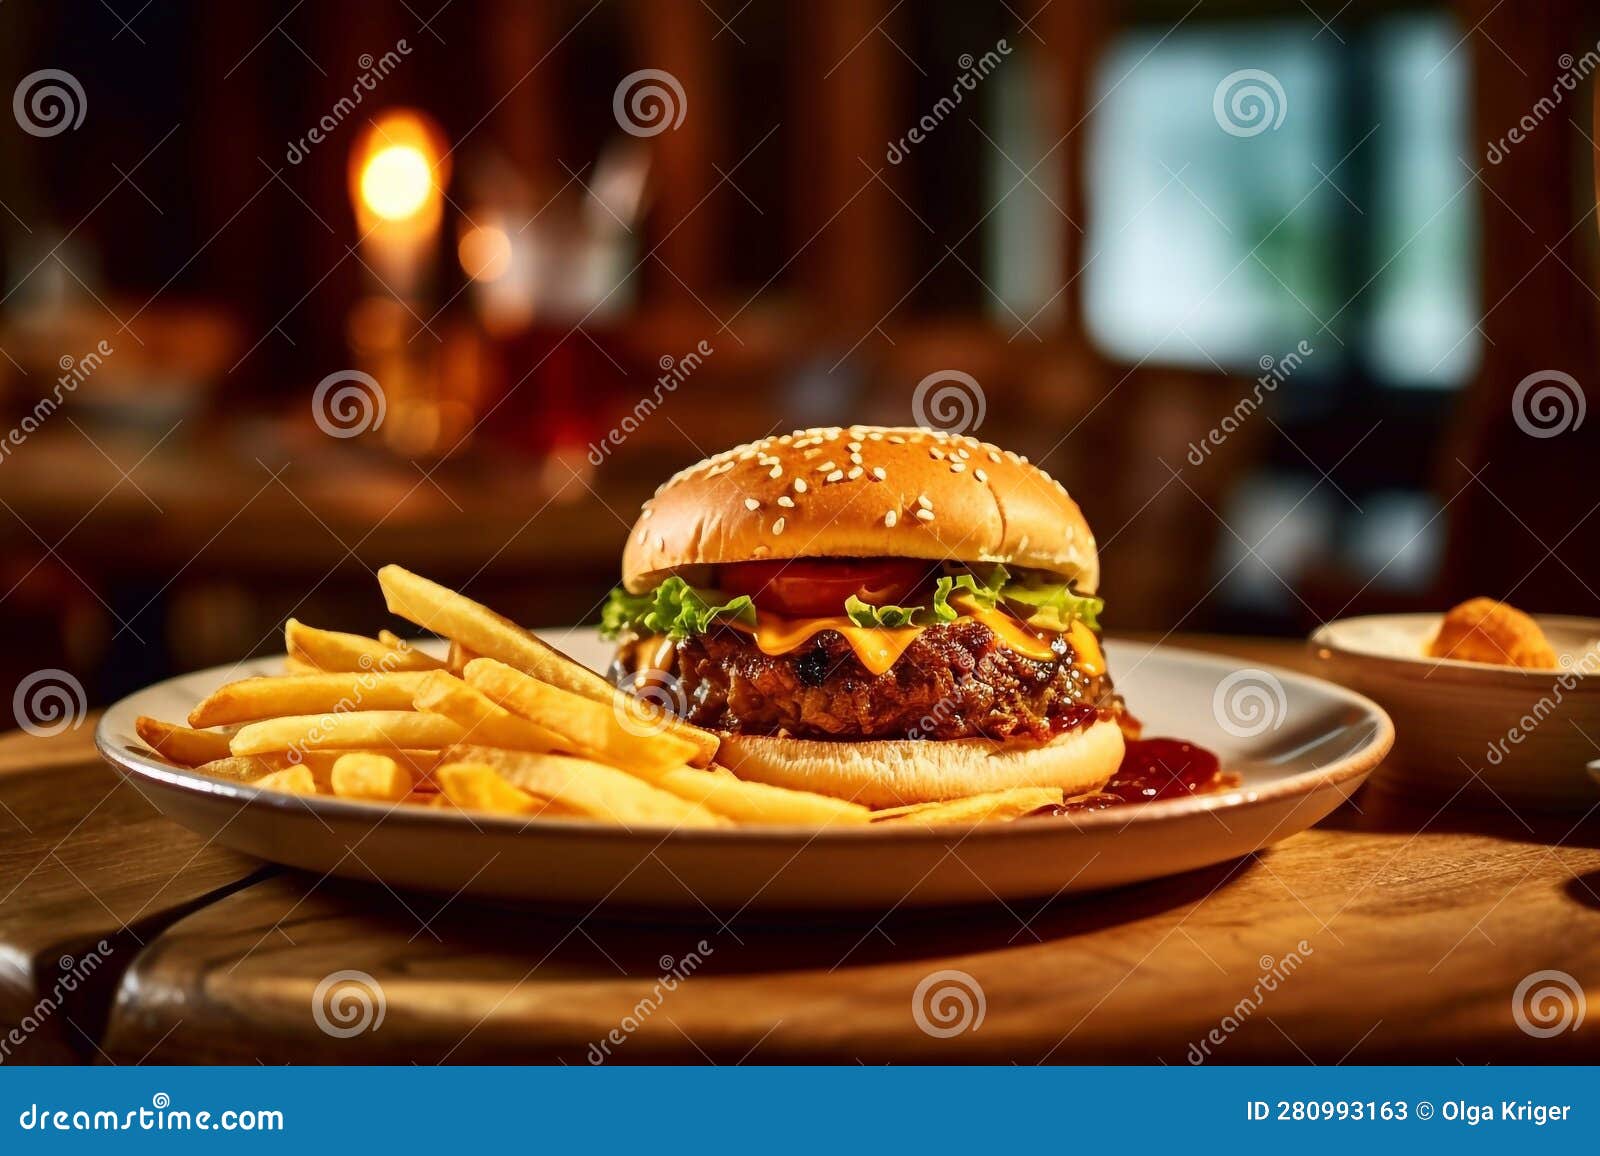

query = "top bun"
621;426;1098;593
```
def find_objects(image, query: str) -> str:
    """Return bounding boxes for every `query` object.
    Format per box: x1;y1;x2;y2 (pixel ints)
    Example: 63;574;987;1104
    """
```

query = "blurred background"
2;0;1599;721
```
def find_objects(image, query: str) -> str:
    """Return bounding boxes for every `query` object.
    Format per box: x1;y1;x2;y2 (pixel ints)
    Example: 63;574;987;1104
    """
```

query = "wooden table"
4;639;1598;1065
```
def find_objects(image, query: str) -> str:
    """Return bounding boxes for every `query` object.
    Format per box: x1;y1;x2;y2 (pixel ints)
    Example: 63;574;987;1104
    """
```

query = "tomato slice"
719;558;933;619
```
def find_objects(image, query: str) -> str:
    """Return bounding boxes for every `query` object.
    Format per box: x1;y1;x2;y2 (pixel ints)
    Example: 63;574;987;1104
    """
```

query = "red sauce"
1028;737;1229;817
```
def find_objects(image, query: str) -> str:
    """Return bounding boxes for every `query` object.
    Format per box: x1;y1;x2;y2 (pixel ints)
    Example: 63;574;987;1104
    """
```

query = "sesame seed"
847;441;862;452
847;466;863;480
929;448;944;460
777;495;795;508
636;529;646;543
744;498;760;511
818;461;836;472
957;448;970;460
888;435;906;444
988;450;1001;462
849;452;862;465
826;469;845;483
916;494;932;510
655;535;665;550
772;517;786;535
915;509;935;522
884;510;898;527
975;468;988;482
641;508;653;518
793;478;808;494
871;466;886;481
769;464;783;479
950;462;966;473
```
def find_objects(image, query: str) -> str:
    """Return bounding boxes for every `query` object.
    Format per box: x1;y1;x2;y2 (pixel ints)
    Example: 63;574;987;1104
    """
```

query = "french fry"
230;711;465;757
644;765;871;826
871;787;1062;825
194;755;276;782
283;655;323;674
410;671;568;752
377;629;415;652
330;752;414;802
435;762;552;816
255;748;438;781
285;618;444;672
463;657;698;773
254;766;318;795
446;639;478;676
136;716;235;767
376;564;718;764
188;671;434;728
449;745;725;828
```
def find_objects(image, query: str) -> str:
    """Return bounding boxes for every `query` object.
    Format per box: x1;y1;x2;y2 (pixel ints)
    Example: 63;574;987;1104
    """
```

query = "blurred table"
3;638;1597;1065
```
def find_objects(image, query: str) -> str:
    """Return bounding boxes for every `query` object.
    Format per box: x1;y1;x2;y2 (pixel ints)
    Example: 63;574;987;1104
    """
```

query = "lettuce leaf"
599;577;755;640
602;564;1103;640
931;566;1006;622
843;595;923;628
998;581;1104;632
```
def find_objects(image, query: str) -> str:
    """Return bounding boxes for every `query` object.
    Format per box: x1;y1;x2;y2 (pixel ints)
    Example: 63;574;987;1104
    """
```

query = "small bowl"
1309;613;1600;812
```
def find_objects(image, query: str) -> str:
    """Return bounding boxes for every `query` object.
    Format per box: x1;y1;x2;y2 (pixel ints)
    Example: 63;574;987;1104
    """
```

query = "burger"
600;426;1128;807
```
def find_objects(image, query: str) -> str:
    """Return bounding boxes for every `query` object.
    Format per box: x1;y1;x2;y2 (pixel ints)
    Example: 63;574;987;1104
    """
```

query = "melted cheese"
750;616;923;676
728;596;1106;678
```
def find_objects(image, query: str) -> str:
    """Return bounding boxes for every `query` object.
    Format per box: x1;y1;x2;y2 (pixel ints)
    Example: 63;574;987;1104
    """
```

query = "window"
1084;10;1478;388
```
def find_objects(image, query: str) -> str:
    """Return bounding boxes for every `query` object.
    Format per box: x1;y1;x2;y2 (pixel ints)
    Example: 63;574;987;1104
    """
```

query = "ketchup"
1028;738;1227;817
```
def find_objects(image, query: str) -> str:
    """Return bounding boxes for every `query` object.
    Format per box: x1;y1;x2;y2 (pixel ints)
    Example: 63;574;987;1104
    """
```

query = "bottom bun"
714;719;1125;808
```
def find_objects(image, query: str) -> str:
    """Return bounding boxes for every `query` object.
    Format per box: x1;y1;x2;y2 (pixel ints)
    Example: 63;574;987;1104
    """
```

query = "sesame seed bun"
622;426;1099;593
714;718;1125;807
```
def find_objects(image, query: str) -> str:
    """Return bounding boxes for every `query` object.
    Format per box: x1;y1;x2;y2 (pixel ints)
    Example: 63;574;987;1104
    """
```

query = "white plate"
94;633;1392;912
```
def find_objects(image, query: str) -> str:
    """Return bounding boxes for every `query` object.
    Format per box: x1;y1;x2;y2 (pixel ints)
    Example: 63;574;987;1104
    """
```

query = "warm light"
458;224;512;281
360;144;433;221
347;110;449;235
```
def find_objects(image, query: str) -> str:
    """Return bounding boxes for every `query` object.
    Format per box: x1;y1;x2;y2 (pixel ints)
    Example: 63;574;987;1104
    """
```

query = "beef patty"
658;619;1116;742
